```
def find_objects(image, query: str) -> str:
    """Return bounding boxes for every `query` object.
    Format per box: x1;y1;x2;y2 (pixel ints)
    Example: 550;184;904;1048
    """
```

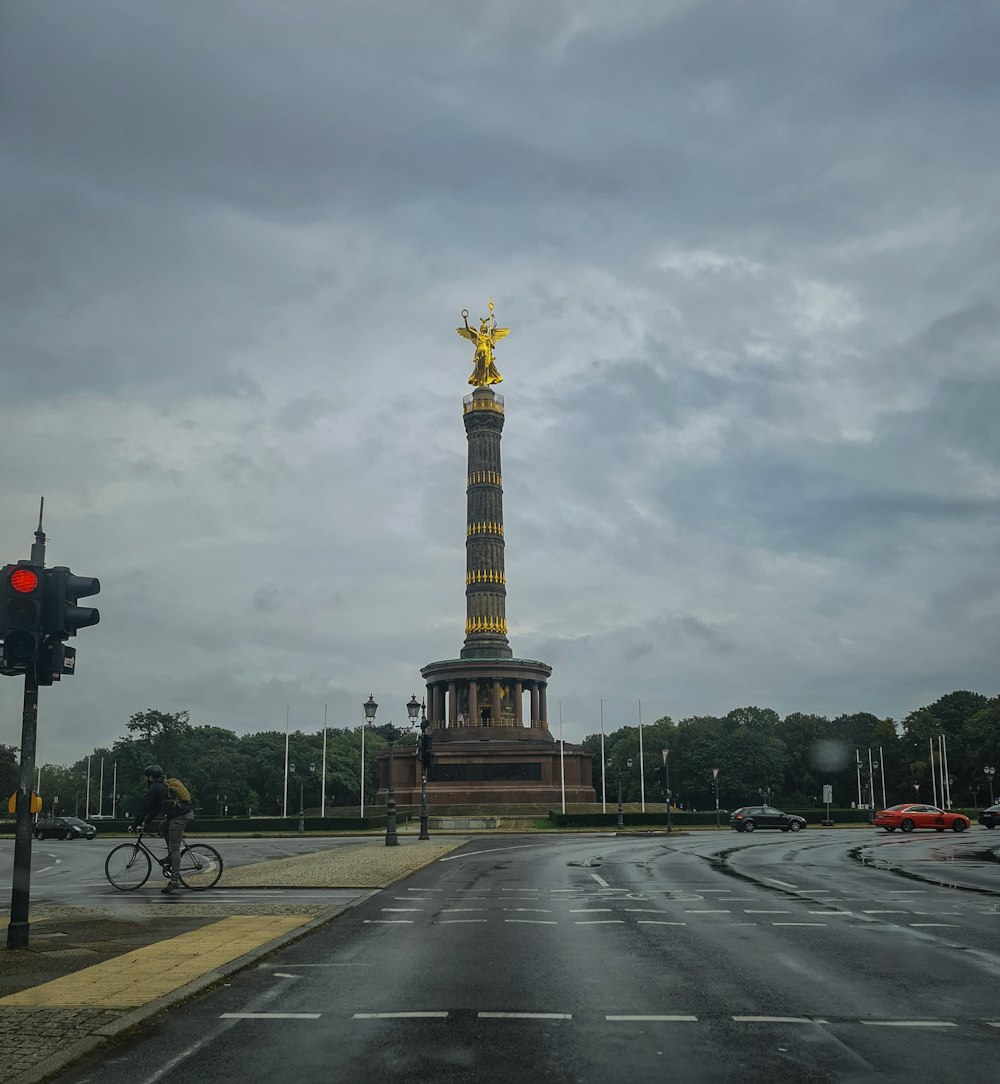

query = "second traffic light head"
44;566;100;638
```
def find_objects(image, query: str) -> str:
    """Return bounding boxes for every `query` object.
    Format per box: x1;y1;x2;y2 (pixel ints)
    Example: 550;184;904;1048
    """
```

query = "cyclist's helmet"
143;764;164;780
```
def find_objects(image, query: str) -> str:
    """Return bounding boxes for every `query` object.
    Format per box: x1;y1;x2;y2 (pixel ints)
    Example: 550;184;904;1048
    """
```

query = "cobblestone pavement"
0;837;466;1084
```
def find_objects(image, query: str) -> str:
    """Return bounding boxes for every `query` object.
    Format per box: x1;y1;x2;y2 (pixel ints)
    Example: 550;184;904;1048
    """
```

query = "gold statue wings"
457;300;510;387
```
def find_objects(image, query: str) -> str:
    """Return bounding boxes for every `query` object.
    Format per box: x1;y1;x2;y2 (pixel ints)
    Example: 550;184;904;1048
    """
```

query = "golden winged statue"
457;298;510;386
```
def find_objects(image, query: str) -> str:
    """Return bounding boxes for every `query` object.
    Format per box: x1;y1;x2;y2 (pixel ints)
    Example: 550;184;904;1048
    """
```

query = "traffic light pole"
7;664;39;950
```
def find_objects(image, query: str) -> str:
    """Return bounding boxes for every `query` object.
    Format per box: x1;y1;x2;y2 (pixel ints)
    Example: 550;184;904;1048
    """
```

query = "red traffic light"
9;569;39;593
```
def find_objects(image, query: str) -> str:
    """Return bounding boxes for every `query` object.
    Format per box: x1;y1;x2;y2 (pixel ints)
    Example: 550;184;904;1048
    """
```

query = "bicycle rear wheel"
178;843;223;890
105;844;152;890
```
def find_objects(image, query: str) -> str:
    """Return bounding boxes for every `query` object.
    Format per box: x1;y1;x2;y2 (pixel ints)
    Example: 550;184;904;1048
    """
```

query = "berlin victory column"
377;302;595;806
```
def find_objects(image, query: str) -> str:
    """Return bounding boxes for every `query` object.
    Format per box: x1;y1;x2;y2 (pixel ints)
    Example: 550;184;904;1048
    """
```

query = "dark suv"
730;806;806;833
979;803;1000;829
34;816;97;841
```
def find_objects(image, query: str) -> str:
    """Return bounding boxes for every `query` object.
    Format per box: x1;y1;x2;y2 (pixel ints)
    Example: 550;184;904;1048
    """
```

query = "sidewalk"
0;837;465;1084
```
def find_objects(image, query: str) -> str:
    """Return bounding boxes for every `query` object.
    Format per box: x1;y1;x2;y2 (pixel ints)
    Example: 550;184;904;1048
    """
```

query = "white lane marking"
408;887;441;891
988;1022;1000;1028
606;1014;698;1022
273;973;300;979
504;908;552;913
575;920;624;925
436;919;488;924
382;908;422;912
590;873;610;887
221;1013;320;1020
863;910;907;914
909;923;960;928
479;1012;571;1020
758;877;798;890
625;909;668;914
570;909;612;913
809;911;852;916
772;922;827;927
353;1012;448;1019
505;919;557;924
364;920;414;924
744;910;791;914
441;908;486;913
638;921;686;926
685;910;730;914
861;1020;957;1028
733;1016;815;1024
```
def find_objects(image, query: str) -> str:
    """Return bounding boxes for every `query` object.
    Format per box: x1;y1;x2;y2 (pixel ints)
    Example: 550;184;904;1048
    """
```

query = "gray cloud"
1;1;998;765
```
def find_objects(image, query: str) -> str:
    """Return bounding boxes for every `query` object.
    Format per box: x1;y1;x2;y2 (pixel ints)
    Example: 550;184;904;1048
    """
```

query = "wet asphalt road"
51;829;1000;1084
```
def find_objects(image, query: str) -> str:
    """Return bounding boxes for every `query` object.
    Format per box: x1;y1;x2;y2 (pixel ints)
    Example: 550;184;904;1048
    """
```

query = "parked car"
978;803;1000;829
729;806;806;833
33;816;97;841
874;803;969;833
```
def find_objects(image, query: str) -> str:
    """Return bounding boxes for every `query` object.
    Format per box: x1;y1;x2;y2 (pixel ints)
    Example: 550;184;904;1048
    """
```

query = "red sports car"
874;803;970;833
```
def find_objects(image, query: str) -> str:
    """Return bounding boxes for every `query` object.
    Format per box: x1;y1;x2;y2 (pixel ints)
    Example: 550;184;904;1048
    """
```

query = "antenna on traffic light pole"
30;497;46;566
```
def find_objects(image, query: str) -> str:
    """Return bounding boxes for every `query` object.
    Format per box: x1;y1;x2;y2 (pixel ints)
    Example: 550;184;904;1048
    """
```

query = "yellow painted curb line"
0;915;311;1009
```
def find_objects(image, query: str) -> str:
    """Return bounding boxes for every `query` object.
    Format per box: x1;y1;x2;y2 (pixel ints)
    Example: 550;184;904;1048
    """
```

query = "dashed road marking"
354;1012;448;1019
479;1012;571;1020
861;1020;957;1028
505;919;557;925
606;1014;698;1022
222;1013;321;1020
733;1016;815;1024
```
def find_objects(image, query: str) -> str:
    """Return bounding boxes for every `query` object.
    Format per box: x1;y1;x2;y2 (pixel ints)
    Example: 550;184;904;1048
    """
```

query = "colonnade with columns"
424;677;549;732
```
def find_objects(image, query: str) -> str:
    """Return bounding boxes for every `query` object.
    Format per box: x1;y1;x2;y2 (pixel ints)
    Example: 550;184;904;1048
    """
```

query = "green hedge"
0;814;403;835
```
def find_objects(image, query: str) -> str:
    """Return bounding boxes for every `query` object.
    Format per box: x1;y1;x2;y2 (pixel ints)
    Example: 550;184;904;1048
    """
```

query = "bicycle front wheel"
105;843;152;890
178;844;223;890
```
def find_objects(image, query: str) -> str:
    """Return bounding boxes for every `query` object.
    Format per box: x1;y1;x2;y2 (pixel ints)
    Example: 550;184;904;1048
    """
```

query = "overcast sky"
2;1;998;766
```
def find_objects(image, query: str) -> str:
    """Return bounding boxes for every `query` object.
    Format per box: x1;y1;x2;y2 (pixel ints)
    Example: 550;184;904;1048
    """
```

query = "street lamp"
985;767;996;804
382;695;425;848
609;757;632;829
289;763;314;835
408;694;431;842
661;748;672;836
360;694;378;818
712;768;721;829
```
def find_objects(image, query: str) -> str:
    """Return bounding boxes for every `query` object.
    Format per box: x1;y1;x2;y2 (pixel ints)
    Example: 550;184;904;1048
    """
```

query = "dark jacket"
133;779;192;828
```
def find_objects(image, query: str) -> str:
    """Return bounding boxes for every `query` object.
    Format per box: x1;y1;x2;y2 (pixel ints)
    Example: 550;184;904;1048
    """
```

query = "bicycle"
104;827;224;891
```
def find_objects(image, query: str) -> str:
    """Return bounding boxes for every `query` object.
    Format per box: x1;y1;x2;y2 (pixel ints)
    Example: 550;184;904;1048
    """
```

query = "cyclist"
129;764;193;893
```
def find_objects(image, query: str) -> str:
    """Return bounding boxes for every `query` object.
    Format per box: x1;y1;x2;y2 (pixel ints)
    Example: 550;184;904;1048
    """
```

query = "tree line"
14;689;1000;819
582;691;1000;811
26;709;412;820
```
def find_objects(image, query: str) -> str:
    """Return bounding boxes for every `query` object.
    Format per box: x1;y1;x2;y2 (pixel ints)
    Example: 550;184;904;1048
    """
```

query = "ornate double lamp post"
609;757;632;829
360;694;378;818
385;694;427;847
410;694;431;842
289;762;314;836
661;748;673;836
985;766;996;805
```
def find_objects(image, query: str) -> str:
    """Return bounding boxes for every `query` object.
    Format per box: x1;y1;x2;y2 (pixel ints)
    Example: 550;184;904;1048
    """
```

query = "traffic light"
420;732;433;769
43;566;100;639
1;562;45;667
